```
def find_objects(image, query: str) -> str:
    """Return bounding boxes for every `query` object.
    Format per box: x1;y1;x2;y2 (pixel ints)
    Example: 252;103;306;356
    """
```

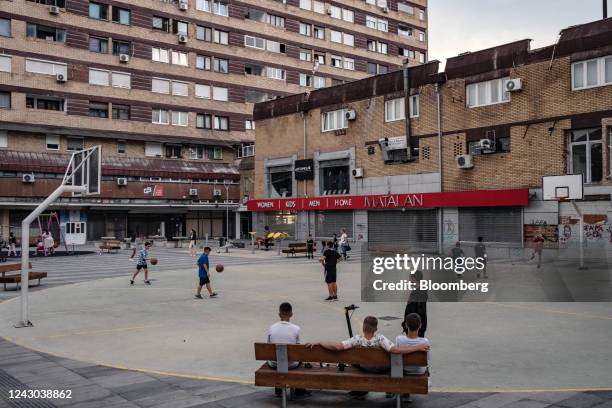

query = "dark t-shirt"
474;243;486;258
306;239;314;250
323;249;340;267
190;231;196;241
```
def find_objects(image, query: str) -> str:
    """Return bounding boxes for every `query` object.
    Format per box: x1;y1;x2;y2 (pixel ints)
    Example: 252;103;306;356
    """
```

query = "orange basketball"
215;264;224;273
150;258;158;265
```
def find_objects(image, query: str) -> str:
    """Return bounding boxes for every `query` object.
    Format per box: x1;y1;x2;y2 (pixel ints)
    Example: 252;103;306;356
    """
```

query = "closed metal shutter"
368;210;438;252
458;207;522;243
315;211;354;238
265;211;297;238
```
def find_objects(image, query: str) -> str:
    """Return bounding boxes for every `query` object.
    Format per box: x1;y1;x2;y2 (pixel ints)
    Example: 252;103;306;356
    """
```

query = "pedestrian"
306;234;314;259
320;241;340;301
188;228;197;257
404;270;428;338
8;232;17;257
451;241;465;279
130;241;152;285
474;236;488;278
332;233;339;252
339;228;349;260
42;230;54;256
264;225;271;250
530;233;545;268
320;240;327;256
195;246;217;298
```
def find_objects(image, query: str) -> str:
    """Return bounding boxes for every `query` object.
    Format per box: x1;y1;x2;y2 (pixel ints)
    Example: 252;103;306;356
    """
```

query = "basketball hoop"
16;146;102;328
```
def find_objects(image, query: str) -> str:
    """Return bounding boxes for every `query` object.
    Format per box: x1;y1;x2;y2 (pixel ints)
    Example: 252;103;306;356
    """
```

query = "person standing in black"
474;236;487;278
332;233;339;253
263;225;271;250
306;234;314;259
321;242;340;301
188;229;197;257
404;270;427;337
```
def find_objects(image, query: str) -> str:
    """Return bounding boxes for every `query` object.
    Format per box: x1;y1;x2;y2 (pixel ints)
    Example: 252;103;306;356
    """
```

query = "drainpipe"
403;59;413;161
436;83;443;254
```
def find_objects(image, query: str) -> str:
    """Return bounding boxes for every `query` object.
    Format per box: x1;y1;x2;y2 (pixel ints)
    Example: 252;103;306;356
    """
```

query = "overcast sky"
428;0;607;67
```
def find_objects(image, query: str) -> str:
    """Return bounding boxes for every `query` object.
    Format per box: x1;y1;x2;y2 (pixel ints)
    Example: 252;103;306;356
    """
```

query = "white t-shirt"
339;233;348;245
342;333;394;352
268;321;300;344
395;334;429;374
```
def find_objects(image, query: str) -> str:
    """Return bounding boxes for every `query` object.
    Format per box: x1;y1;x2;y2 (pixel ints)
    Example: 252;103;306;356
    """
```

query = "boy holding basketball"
195;247;217;299
130;241;152;285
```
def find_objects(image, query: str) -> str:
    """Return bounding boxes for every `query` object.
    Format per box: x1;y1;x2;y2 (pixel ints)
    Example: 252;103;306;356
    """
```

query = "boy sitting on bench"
306;316;429;399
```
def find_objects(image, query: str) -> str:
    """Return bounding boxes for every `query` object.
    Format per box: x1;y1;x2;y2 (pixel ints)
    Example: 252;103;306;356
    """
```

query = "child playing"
130;241;152;285
195;247;217;298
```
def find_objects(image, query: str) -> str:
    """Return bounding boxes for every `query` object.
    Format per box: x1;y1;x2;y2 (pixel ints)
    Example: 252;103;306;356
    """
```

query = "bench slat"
254;343;427;366
255;364;428;394
0;272;47;283
0;263;32;273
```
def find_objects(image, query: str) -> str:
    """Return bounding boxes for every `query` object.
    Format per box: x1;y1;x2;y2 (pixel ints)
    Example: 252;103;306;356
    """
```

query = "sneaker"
145;280;151;285
130;280;134;285
195;294;203;299
331;296;338;301
210;292;218;298
324;296;333;301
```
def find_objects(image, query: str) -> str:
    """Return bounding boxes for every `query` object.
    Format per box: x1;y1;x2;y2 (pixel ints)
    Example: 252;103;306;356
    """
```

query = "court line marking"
38;324;166;339
491;302;612;321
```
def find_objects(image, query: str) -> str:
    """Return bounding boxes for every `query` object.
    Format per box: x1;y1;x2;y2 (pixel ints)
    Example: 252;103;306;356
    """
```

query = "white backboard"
542;174;583;201
66;146;101;196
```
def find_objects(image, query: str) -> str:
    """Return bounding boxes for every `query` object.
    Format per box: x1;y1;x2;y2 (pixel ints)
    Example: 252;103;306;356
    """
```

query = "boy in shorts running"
130;241;152;285
195;247;217;298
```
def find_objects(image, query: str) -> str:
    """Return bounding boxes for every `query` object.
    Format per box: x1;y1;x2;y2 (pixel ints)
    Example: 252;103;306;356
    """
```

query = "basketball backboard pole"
15;146;100;328
571;201;587;270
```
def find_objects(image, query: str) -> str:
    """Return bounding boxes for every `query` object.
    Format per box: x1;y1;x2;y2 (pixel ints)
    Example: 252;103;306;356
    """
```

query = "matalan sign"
247;189;529;211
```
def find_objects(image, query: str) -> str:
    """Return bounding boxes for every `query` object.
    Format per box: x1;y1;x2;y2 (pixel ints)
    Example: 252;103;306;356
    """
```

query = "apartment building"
248;18;612;254
0;0;428;242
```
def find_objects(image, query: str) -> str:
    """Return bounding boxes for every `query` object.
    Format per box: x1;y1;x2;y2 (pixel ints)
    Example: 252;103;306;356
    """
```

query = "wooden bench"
254;343;428;408
255;237;274;250
98;240;122;254
281;243;310;257
0;262;47;290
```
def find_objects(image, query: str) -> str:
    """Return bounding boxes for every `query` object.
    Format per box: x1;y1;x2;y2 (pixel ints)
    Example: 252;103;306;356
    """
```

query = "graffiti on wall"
524;225;559;248
443;218;457;243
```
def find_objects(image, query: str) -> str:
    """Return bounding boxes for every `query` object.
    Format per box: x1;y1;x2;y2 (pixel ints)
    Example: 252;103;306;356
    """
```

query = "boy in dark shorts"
130;241;152;285
306;234;314;259
195;247;217;298
321;242;341;301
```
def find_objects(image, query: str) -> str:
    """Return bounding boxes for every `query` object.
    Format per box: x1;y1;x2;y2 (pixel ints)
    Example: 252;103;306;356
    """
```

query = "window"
213;58;229;74
196;25;212;41
67;137;83;151
398;26;412;38
313;1;324;13
313;26;325;39
0;18;11;37
89;2;108;20
398;3;414;14
384;95;419;121
300;73;325;88
152;109;169;124
27;0;65;5
244;63;263;75
112;104;130;120
212;86;228;101
419;52;425;63
320;161;350;195
152;16;170;32
112;40;130;56
313;76;325;89
321;109;347;132
88;101;108;118
214;30;229;45
112;6;130;25
117;140;126;154
190;145;204;159
0;55;10;73
89;68;109;86
195;84;211;99
26;23;65;42
299;49;312;62
245;120;255;130
0;130;7;148
468;135;510;155
266;67;285;80
210;147;223;160
26;95;65;111
152;78;170;94
330;30;342;43
196;113;212;129
368;40;387;54
569;128;602;184
165;144;183;158
342;9;354;22
299;0;311;10
418;31;425;42
0;92;10;109
171;51;188;66
268;166;292;198
466;77;510;107
245;35;265;49
419;9;425;20
240;143;255;157
196;55;211;70
111;72;130;88
343;33;354;47
267;14;285;27
266;40;285;53
343;58;354;70
409;95;419;118
46;134;60;150
145;142;163;157
329;5;342;19
173;20;188;36
172;111;188;126
196;0;211;12
366;16;387;32
331;55;342;68
172;81;189;96
89;36;108;53
152;47;170;63
214;1;229;16
214;115;229;130
314;52;325;64
299;22;311;36
572;56;612;90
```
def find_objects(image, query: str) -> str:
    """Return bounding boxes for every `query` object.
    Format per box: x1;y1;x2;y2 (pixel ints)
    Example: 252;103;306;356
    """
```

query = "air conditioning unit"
479;138;496;153
178;0;189;10
117;177;128;186
382;6;389;13
505;78;522;92
213;189;222;197
456;154;474;169
48;5;60;15
352;168;364;178
119;54;130;63
56;73;66;83
22;173;35;183
189;188;198;196
178;34;188;44
345;110;356;121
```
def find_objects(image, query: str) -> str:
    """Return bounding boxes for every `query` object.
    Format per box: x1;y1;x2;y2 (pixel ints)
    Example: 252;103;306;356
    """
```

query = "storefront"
315;210;354;238
458;207;523;243
368;209;438;252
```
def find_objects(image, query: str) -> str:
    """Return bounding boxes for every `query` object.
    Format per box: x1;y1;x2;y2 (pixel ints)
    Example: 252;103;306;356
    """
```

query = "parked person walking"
188;229;197;257
8;232;17;257
195;246;217;298
306;234;315;259
474;236;488;278
332;233;339;252
264;225;271;250
339;228;350;260
321;242;341;301
530;233;545;268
